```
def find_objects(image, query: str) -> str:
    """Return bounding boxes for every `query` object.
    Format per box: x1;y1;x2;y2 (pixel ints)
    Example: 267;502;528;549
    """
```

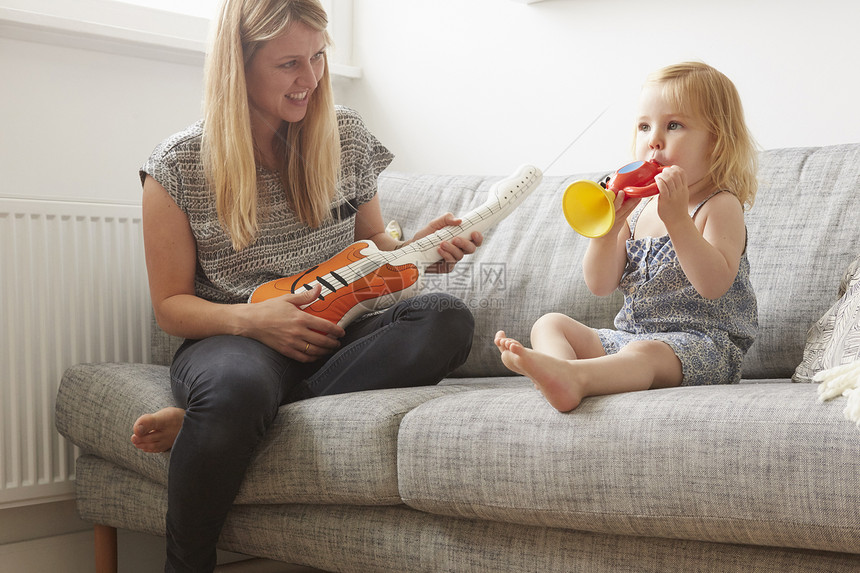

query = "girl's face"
245;22;327;131
634;82;715;193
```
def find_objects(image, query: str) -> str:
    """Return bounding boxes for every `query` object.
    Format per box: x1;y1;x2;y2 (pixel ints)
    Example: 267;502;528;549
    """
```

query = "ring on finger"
305;342;310;353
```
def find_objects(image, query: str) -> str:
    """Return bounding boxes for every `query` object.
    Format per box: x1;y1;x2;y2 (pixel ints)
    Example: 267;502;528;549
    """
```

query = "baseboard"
0;527;325;573
215;559;327;572
0;530;94;572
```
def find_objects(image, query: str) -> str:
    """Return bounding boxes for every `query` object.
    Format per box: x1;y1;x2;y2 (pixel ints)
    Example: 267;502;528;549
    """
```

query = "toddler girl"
495;61;758;412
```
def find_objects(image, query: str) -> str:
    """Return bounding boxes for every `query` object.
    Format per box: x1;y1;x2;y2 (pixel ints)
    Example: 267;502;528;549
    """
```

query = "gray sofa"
56;143;860;572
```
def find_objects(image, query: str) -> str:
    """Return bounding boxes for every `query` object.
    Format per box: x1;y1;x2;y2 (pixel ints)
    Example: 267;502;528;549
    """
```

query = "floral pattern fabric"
597;194;758;386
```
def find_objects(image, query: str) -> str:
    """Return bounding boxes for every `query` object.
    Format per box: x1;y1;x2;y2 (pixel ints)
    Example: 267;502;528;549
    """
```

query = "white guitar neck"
389;164;543;266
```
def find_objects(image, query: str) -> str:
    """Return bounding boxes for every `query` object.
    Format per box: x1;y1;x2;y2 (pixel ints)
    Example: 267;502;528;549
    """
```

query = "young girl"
495;62;758;412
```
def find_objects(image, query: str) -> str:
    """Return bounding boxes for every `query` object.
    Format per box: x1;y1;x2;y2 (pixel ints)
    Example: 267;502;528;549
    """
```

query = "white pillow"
793;256;860;383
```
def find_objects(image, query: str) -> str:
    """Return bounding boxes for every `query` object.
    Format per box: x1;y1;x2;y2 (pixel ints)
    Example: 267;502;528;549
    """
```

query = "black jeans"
164;294;474;572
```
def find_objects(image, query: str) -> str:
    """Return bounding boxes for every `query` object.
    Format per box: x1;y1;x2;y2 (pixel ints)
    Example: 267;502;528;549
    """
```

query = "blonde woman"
496;62;758;412
131;0;480;569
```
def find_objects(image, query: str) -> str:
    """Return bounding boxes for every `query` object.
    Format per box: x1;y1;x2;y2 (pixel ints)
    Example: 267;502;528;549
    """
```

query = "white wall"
0;0;207;204
5;0;859;201
1;36;204;203
342;0;860;176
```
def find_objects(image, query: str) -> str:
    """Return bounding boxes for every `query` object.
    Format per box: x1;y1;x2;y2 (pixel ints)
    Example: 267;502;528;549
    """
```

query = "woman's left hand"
410;212;483;274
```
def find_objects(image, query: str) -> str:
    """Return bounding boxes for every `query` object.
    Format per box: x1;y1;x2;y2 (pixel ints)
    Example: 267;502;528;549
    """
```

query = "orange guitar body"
249;242;420;325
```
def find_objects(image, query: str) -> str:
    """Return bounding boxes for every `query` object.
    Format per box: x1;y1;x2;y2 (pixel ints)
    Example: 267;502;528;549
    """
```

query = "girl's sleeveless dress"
596;193;757;385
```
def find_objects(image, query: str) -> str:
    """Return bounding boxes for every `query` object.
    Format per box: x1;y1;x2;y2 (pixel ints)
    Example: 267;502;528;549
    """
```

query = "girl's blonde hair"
203;0;340;250
643;62;758;210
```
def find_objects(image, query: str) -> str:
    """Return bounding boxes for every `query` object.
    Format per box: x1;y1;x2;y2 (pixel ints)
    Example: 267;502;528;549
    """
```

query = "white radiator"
0;198;150;508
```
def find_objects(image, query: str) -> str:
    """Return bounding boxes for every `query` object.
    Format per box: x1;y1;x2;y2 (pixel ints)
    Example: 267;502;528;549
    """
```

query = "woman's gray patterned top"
140;106;394;304
597;193;758;385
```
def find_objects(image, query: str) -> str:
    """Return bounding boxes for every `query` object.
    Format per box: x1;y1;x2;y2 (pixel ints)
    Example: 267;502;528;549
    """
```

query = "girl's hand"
591;188;640;242
609;189;641;236
582;189;640;297
654;165;691;227
409;212;483;274
244;285;345;362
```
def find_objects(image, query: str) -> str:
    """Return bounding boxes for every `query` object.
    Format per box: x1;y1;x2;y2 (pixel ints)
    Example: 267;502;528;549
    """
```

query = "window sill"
0;5;362;79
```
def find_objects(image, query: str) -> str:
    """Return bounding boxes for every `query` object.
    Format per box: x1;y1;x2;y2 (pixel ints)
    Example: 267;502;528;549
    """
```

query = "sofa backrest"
151;317;183;367
743;144;860;377
377;143;860;379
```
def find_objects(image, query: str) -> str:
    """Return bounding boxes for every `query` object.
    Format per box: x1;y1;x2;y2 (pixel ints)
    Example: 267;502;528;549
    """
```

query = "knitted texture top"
140;106;394;304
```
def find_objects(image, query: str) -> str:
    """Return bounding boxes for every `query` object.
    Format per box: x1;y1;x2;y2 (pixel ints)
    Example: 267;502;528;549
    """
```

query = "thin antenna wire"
542;105;611;173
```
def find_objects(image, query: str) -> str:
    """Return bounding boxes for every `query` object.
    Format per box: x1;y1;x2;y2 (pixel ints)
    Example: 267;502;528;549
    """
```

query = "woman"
131;0;481;570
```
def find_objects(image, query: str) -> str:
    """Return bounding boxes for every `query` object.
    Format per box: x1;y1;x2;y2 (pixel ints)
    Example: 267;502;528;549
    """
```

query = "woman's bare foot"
130;407;185;453
495;331;585;412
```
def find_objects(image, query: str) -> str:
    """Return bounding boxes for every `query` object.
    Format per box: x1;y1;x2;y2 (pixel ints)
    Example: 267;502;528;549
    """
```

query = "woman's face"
245;22;327;131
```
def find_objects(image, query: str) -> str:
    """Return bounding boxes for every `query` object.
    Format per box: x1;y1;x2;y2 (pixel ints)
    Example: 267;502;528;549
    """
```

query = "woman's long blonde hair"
203;0;340;250
642;62;758;210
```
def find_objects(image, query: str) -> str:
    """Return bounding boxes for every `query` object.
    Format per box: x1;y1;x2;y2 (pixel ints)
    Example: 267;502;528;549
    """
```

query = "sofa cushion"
396;383;860;554
56;363;525;505
75;454;167;537
75;454;860;573
793;255;860;383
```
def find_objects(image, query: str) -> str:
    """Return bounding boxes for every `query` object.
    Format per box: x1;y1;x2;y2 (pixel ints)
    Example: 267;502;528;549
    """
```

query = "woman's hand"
242;284;345;362
408;212;483;274
353;198;481;273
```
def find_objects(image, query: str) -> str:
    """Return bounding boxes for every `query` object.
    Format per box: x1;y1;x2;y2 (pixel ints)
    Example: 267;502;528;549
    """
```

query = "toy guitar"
248;164;543;327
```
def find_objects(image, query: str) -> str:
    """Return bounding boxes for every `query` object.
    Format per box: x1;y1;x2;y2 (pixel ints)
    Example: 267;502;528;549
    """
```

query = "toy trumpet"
562;160;665;238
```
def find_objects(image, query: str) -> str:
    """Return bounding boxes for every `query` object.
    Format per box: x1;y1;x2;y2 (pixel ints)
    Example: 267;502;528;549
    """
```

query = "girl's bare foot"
495;331;585;412
131;407;185;453
494;330;528;376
